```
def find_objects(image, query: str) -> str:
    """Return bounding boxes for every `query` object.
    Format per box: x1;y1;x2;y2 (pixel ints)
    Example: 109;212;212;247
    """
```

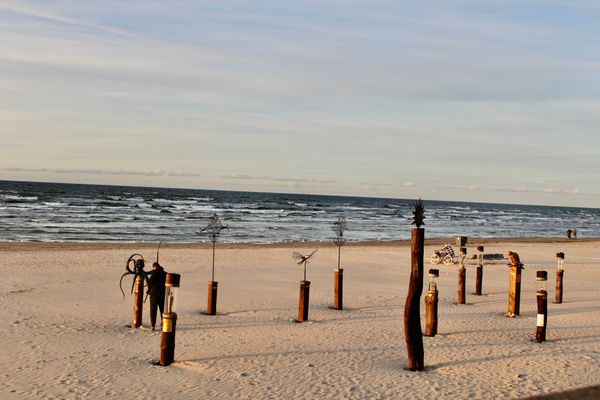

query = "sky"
1;1;599;207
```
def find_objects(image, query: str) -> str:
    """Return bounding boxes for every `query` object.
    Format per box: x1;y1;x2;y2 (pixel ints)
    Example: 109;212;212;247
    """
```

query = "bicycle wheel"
429;253;441;264
443;255;454;265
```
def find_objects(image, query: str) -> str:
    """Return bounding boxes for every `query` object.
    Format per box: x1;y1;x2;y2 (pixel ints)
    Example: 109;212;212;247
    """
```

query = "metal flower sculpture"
332;217;347;269
412;198;425;228
293;249;318;281
119;253;150;299
155;240;164;266
200;213;228;282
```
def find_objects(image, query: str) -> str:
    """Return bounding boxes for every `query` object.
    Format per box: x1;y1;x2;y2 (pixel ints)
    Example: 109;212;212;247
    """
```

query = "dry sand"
1;238;599;399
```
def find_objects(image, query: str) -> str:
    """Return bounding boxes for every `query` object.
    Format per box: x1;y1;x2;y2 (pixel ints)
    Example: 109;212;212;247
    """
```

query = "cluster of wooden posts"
125;250;345;366
125;207;567;369
424;248;565;335
406;221;567;371
127;243;566;369
124;215;348;365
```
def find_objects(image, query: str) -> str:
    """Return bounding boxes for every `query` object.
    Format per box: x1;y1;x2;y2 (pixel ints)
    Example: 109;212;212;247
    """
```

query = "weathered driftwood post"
332;217;347;310
458;247;467;304
424;268;439;337
160;273;180;366
507;251;524;317
475;245;484;295
119;254;150;329
555;252;564;304
294;249;317;322
404;199;425;371
536;270;548;343
200;213;227;316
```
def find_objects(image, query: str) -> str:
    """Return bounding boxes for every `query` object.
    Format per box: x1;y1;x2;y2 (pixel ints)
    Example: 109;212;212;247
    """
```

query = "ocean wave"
1;181;598;242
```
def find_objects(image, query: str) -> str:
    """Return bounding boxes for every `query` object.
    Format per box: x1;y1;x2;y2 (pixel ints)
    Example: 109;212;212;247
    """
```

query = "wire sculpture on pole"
119;253;149;299
332;216;347;269
155;240;164;265
200;213;228;282
293;249;318;282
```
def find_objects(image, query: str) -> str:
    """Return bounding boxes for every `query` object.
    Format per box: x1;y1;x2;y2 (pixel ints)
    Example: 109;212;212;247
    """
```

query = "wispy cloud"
1;166;201;178
0;1;144;40
219;173;334;185
441;184;585;196
492;186;584;195
543;188;581;195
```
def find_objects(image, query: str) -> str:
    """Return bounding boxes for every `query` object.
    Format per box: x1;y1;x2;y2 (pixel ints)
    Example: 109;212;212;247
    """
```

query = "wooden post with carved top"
404;199;425;371
507;251;523;317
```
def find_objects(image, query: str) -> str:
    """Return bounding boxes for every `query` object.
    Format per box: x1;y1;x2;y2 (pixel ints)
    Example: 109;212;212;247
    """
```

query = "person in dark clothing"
147;262;167;330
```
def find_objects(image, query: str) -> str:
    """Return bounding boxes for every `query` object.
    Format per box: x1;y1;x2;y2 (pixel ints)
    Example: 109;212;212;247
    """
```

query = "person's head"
445;242;449;246
152;262;160;270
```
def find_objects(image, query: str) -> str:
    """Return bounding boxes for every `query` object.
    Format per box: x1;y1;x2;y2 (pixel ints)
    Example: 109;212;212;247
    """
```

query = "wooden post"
160;273;180;366
160;313;177;365
297;280;311;322
475;245;484;295
333;268;343;310
536;271;548;343
507;260;523;317
555;270;564;304
424;268;439;337
133;274;144;328
207;281;218;315
458;247;466;304
555;252;564;304
404;227;425;371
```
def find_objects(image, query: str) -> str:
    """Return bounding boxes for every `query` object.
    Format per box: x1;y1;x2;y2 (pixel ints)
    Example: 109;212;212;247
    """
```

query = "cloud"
0;1;144;40
543;188;581;195
492;186;584;195
1;166;201;178
219;173;334;185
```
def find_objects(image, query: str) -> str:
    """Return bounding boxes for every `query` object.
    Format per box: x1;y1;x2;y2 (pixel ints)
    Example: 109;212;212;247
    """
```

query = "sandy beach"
1;238;599;399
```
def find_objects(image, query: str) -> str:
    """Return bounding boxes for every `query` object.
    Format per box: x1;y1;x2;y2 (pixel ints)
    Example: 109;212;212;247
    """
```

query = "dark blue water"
0;180;598;243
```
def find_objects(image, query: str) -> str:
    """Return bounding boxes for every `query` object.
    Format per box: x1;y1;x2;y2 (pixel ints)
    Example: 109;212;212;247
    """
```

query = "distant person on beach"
573;228;577;239
148;262;167;330
566;229;572;239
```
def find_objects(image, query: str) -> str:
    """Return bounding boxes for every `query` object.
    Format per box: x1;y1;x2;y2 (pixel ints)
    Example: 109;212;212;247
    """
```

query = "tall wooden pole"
404;227;425;371
555;252;564;304
458;247;467;304
507;253;523;317
207;281;218;315
160;273;181;366
333;268;343;310
424;268;439;337
536;271;548;343
298;280;311;322
475;246;484;295
133;275;144;328
332;216;346;311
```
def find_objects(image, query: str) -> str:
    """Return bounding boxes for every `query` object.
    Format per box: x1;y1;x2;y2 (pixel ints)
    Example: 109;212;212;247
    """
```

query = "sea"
0;180;598;243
